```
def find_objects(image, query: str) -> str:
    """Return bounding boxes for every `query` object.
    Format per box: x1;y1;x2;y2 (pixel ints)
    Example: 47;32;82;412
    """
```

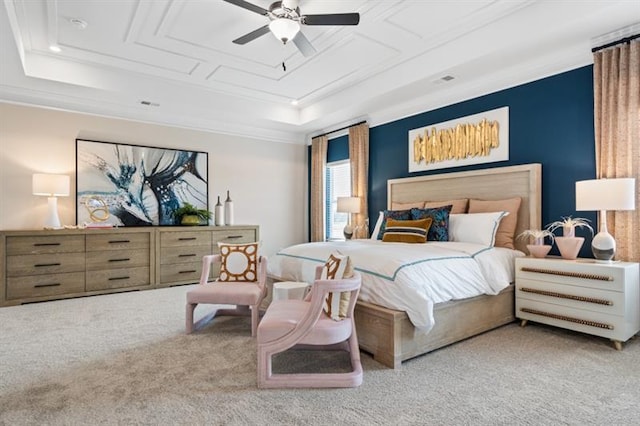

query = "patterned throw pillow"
382;218;432;243
376;209;412;240
410;205;453;241
320;252;354;320
217;242;259;282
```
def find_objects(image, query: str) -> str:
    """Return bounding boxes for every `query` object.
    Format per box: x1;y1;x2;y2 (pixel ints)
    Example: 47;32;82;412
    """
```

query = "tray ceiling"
1;0;638;144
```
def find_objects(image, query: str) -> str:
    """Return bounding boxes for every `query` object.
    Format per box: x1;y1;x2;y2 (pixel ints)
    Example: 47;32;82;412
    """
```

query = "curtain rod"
592;33;639;53
312;120;367;139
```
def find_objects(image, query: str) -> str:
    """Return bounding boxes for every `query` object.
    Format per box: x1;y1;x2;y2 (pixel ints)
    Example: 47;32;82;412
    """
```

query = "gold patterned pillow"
217;242;259;282
320;252;354;321
382;218;432;243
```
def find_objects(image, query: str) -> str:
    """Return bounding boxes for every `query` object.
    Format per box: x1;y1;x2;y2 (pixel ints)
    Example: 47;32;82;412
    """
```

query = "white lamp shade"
32;174;70;197
575;178;635;211
337;196;361;213
269;18;300;43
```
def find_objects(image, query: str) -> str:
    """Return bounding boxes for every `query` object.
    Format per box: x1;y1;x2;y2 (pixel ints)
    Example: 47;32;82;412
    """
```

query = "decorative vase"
527;244;552;258
555;236;584;260
181;215;200;226
214;196;224;226
224;190;234;226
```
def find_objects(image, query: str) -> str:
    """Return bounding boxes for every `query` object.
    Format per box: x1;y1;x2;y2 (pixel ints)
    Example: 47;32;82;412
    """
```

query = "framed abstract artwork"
76;139;208;226
408;106;509;172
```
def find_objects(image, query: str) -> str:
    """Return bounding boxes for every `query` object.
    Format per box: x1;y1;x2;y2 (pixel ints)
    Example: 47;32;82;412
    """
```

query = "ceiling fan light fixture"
269;18;300;44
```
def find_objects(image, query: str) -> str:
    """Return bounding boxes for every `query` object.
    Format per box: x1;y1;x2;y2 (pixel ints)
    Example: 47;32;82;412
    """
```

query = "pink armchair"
186;254;267;337
257;267;362;388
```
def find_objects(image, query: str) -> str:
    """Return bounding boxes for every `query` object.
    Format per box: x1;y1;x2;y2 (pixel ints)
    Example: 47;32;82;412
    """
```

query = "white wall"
0;102;308;256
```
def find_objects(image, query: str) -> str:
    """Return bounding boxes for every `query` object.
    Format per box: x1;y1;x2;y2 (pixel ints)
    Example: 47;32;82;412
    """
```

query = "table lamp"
575;178;636;262
337;196;360;240
32;173;70;229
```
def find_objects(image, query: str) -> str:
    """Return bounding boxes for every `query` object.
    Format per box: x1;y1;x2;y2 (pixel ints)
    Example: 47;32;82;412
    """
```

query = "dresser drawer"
160;245;211;265
6;235;85;255
160;262;205;284
86;232;150;251
86;249;150;271
516;279;625;316
211;229;257;247
7;272;85;299
7;253;86;276
86;267;151;291
161;231;212;247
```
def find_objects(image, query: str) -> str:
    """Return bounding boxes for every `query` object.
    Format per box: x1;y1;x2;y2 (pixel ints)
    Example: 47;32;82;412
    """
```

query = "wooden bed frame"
354;164;542;368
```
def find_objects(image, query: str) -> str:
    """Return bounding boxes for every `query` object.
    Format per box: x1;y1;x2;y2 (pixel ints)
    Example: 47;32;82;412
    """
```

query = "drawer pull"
34;283;61;288
34;263;61;267
108;258;131;262
33;242;61;247
178;254;196;257
226;235;243;239
520;308;614;330
179;270;197;274
520;267;613;282
520;287;613;306
109;239;130;244
179;237;197;241
108;276;130;281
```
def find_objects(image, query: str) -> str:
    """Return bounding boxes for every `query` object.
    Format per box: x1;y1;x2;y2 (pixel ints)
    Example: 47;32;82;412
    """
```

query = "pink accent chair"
186;254;267;337
257;267;362;388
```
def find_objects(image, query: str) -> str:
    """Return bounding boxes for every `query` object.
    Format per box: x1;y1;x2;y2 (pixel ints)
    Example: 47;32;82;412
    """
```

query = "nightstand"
515;257;640;350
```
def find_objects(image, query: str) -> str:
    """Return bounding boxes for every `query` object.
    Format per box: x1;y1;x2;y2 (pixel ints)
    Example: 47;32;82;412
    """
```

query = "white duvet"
268;240;524;332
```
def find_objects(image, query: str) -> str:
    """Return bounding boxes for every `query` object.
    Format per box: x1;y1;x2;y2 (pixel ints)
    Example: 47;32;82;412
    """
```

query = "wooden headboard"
388;164;542;253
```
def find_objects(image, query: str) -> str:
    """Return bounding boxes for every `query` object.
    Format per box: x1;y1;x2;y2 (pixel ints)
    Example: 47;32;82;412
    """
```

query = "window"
326;160;351;240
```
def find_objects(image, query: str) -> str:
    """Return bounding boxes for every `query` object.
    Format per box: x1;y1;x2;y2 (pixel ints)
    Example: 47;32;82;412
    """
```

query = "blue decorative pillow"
410;205;453;241
376;209;412;240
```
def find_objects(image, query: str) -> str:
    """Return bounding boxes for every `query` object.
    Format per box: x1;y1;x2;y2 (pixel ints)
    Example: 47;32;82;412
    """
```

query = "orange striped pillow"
382;218;432;243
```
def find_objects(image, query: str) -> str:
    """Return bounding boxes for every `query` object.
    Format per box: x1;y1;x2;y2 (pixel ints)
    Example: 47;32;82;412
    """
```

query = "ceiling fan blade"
293;32;317;57
233;24;271;45
222;0;269;16
302;13;360;26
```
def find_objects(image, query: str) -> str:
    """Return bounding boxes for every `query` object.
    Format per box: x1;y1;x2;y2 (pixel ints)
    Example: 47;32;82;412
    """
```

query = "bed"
270;164;541;368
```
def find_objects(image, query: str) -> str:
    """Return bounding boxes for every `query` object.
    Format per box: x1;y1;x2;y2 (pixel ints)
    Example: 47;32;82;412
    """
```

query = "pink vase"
527;244;552;258
555;236;584;260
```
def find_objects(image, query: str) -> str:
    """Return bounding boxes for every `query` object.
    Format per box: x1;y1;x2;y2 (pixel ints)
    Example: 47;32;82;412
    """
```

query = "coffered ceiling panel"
1;0;638;144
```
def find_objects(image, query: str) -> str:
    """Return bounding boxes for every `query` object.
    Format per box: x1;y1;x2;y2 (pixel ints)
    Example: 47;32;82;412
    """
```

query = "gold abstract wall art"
408;106;509;172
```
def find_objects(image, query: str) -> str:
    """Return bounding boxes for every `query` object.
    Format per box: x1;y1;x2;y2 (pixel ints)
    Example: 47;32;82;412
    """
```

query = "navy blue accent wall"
311;66;598;257
327;135;348;163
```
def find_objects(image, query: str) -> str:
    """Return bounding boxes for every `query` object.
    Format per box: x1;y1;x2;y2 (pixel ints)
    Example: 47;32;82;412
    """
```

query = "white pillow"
449;212;508;247
370;211;384;240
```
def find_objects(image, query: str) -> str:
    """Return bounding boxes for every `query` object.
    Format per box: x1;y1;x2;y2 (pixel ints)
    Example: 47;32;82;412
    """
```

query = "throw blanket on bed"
268;240;523;332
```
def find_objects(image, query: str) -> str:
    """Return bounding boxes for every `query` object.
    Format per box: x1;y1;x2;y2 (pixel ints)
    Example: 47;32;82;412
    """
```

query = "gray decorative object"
76;139;208;226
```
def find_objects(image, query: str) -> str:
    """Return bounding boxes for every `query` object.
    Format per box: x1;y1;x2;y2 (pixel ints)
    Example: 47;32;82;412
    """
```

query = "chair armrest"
199;254;222;285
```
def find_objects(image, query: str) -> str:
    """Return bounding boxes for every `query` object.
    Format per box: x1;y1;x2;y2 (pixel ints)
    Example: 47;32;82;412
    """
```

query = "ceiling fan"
223;0;360;57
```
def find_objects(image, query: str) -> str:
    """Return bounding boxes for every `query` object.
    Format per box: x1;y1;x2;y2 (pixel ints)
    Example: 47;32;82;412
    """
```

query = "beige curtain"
593;39;640;261
310;135;328;242
348;123;369;239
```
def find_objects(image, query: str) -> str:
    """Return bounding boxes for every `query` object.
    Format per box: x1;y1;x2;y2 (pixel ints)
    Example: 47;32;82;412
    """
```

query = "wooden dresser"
0;225;259;307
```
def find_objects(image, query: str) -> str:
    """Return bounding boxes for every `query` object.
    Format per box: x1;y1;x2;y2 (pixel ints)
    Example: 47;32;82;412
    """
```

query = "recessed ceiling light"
69;18;88;29
290;100;298;106
49;45;61;53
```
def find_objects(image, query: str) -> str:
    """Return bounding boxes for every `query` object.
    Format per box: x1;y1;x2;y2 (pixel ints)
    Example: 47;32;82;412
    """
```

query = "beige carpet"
1;285;639;425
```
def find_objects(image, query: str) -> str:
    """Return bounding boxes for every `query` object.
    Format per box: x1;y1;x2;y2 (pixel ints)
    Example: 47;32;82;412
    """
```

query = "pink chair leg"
251;305;258;337
186;303;196;334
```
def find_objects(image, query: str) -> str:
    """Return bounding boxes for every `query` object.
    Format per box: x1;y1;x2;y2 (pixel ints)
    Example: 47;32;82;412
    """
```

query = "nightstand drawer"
516;260;625;292
516;279;625;316
516;299;624;340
